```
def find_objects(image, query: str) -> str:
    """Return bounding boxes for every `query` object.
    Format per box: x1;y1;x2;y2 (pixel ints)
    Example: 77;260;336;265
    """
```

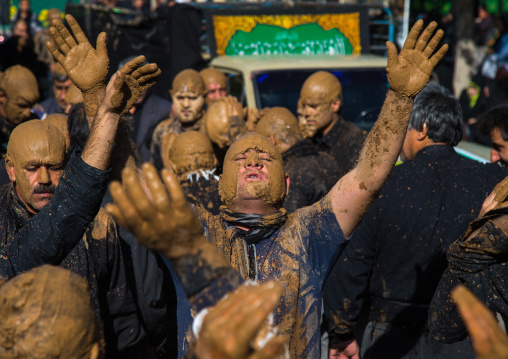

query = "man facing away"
323;84;508;359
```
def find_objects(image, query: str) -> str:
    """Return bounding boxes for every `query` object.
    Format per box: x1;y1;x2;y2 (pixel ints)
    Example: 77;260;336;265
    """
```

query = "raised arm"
330;20;448;238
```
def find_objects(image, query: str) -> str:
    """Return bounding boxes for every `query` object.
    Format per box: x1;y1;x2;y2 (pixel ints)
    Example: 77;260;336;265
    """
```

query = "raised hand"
47;14;108;93
105;163;203;258
386;20;448;97
479;176;508;217
106;55;161;116
193;282;288;359
452;285;508;359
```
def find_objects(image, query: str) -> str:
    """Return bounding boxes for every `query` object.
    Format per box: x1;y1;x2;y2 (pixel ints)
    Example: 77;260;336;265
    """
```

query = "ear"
5;157;15;183
416;123;429;141
330;99;341;113
89;343;100;359
285;174;290;195
268;135;276;146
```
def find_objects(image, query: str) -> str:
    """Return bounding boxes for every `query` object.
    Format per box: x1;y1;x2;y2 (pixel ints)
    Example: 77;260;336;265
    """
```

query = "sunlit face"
220;134;287;208
7;131;66;214
4;96;36;125
490;127;508;166
206;82;227;103
172;91;205;124
53;78;73;111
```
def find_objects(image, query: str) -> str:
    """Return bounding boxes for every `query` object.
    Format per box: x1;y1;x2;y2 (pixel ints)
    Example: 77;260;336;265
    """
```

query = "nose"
491;149;501;163
182;98;190;108
37;167;51;184
245;152;263;168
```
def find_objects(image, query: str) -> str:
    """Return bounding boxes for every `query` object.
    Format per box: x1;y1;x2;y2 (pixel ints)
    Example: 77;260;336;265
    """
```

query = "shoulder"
90;208;117;241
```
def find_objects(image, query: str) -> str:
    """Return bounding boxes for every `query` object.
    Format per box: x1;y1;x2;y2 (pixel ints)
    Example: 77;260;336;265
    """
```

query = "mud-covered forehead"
300;71;342;103
170;131;214;157
225;132;282;162
7;120;66;166
1;65;39;103
200;68;227;89
171;69;207;96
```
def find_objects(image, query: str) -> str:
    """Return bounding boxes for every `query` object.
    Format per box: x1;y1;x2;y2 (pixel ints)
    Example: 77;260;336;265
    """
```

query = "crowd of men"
2;8;508;359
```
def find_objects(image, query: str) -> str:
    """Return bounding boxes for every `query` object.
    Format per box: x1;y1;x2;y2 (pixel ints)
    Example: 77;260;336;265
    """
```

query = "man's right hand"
105;163;204;258
47;14;108;94
329;339;360;359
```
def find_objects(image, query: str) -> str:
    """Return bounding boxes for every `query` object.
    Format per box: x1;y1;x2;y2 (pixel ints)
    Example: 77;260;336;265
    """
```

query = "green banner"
225;22;353;56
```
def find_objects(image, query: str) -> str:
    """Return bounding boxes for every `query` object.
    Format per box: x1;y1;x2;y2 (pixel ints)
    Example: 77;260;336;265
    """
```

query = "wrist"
82;84;106;118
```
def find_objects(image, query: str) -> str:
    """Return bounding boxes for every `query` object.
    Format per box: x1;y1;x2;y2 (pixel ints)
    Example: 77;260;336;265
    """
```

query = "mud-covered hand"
105;163;204;258
386;20;448;97
452;285;508;359
47;14;108;93
194;282;288;359
106;55;161;116
479;175;508;217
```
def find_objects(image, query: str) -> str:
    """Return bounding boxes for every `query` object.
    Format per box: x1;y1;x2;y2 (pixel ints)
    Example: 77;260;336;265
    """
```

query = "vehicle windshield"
253;69;388;131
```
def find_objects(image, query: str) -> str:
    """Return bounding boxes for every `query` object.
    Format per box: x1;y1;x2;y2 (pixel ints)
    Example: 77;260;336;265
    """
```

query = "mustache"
33;184;56;194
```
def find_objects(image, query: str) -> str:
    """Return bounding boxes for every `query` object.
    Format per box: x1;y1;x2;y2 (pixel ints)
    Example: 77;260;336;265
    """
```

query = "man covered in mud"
0;65;39;154
0;14;162;358
323;84;508;359
428;176;508;347
151;69;207;170
200;67;228;104
167;131;221;215
106;20;448;358
300;70;366;179
254;106;339;213
477;105;508;166
0;265;104;359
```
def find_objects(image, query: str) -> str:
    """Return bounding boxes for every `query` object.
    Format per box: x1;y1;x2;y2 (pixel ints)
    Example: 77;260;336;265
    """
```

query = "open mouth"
244;172;263;181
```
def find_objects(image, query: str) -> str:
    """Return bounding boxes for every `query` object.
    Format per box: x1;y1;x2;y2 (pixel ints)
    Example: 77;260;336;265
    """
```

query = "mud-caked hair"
478;105;508;141
408;83;463;146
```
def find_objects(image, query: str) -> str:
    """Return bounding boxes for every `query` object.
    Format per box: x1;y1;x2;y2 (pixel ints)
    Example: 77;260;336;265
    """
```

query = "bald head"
1;65;39;125
255;107;302;153
169;131;217;174
205;96;247;149
300;71;342;104
0;265;103;359
6;120;66;213
44;113;70;149
170;69;207;96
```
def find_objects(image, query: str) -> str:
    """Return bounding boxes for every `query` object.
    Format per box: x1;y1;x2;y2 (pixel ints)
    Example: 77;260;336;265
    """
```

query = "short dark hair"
409;83;463;146
67;103;89;155
478;105;508;141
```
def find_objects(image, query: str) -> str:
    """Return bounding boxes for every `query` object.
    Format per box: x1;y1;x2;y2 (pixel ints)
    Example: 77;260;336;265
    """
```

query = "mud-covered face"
6;122;66;213
172;91;205;124
4;96;36;125
299;71;342;137
2;66;39;125
205;99;247;149
219;133;286;208
207;82;227;103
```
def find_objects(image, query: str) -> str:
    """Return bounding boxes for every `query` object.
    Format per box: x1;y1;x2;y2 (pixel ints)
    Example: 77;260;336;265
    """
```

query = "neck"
321;113;339;137
227;198;279;216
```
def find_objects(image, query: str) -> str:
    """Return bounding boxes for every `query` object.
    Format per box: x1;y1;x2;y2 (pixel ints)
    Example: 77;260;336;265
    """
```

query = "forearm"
82;105;121;171
355;90;412;190
109;122;141;182
82;84;106;120
164;237;244;311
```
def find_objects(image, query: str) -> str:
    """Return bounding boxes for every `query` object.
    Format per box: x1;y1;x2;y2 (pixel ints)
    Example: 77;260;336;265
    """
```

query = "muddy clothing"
283;139;340;213
0;153;145;359
150;117;202;170
193;195;346;358
323;145;507;358
312;117;366;179
429;206;508;343
180;169;221;215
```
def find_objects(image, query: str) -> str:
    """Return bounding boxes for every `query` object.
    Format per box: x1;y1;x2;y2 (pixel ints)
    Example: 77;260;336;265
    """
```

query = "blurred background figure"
200;68;228;104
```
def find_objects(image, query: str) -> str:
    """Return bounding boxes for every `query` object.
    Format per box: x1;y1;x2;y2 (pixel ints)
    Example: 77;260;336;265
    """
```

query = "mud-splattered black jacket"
323;145;508;341
312;117;366;179
180;168;221;215
0;153;144;359
283;139;341;213
429;206;508;343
